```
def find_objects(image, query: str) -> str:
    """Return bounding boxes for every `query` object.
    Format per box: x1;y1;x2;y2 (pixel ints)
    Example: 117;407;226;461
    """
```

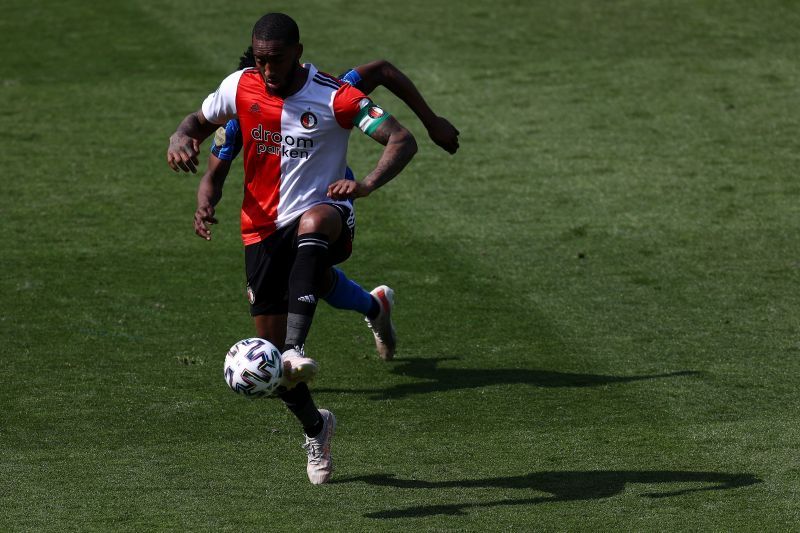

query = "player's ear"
296;43;303;62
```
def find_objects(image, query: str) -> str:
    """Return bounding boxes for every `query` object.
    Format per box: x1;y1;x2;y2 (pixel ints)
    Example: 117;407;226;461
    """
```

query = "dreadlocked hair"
238;46;255;70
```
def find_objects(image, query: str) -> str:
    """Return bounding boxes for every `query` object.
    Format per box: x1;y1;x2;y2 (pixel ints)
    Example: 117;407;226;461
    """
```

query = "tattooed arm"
327;116;417;200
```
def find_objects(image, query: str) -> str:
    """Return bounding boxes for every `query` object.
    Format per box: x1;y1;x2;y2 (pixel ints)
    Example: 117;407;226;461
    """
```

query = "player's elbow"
378;60;397;77
398;128;418;158
409;135;418;158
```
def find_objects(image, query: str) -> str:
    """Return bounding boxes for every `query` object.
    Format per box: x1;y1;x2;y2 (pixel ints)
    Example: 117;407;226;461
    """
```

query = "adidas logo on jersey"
250;103;261;114
297;295;317;304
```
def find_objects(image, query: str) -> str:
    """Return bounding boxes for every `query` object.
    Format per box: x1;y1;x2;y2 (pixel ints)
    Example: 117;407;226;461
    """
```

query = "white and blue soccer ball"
223;338;284;398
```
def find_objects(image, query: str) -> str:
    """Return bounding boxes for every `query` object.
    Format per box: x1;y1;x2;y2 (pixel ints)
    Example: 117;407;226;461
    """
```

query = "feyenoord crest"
359;98;385;119
300;111;317;129
368;105;385;119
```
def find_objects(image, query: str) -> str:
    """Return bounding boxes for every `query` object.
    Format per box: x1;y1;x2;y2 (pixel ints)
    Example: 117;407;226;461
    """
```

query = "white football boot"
280;347;319;389
303;409;336;484
365;285;396;360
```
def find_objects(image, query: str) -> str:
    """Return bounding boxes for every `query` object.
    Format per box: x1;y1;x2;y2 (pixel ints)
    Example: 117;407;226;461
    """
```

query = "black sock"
285;232;329;350
278;382;323;436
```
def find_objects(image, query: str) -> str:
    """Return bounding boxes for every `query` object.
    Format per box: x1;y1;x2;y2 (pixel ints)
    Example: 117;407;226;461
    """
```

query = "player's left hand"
327;179;372;200
427;116;460;154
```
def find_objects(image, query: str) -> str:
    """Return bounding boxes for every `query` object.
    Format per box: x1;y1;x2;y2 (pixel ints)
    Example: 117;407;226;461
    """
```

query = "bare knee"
298;204;342;240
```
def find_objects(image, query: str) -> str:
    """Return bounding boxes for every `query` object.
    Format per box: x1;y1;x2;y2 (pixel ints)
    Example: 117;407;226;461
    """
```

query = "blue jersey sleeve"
338;69;362;90
210;119;243;161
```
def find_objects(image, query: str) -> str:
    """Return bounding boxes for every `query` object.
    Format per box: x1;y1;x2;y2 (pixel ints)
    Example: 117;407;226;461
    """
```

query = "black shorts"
244;203;355;316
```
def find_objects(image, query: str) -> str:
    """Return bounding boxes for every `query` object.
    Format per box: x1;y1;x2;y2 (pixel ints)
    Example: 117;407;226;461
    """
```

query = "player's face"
252;39;302;96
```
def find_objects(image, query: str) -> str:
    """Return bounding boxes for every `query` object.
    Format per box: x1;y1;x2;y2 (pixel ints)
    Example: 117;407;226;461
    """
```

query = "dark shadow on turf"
315;357;700;399
332;471;761;518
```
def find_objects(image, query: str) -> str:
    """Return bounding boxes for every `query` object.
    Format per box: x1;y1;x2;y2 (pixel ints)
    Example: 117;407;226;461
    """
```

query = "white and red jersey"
201;64;385;245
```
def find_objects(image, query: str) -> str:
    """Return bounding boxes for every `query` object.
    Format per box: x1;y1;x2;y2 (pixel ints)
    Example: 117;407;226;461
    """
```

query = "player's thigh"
327;203;355;266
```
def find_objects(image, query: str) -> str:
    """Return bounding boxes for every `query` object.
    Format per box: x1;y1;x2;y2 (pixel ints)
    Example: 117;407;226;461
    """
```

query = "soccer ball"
223;338;284;398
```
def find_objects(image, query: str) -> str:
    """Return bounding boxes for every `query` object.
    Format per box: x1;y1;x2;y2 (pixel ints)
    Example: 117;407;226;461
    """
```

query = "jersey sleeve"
332;83;391;135
338;68;362;89
210;119;243;161
201;70;244;125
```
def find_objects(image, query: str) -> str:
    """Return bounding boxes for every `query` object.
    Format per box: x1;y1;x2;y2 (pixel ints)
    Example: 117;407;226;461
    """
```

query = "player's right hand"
167;133;201;173
194;204;218;240
327;179;372;200
427;116;460;154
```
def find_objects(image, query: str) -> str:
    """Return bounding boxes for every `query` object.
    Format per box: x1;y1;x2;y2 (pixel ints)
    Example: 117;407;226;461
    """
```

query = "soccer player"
194;47;460;362
167;13;420;484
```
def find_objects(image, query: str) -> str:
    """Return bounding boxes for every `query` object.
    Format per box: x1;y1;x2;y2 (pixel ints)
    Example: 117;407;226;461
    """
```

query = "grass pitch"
2;0;800;530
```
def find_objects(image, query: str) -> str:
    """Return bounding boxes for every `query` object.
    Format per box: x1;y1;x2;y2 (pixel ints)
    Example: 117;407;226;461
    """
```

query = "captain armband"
353;98;391;136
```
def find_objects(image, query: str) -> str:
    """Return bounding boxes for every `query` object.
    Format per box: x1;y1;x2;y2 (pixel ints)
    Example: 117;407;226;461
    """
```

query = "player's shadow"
334;470;761;518
316;357;700;400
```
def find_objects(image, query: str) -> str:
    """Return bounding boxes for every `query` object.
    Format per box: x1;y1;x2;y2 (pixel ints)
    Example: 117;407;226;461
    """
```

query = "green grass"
2;0;800;529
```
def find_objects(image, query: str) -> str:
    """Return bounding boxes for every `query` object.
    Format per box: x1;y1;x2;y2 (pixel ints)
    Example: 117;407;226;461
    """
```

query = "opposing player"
167;13;418;484
194;47;459;361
